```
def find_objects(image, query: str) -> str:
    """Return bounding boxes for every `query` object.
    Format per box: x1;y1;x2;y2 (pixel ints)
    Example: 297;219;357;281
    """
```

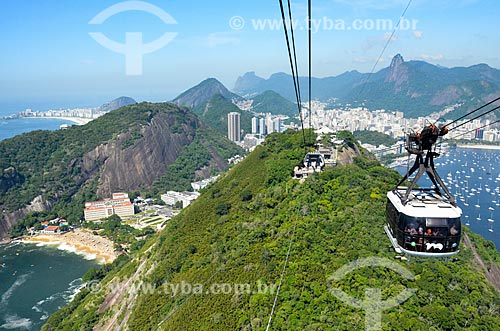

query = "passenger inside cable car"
390;207;461;254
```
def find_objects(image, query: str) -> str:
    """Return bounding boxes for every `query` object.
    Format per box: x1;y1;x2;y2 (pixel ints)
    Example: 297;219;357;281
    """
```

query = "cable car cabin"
385;189;462;258
303;153;325;171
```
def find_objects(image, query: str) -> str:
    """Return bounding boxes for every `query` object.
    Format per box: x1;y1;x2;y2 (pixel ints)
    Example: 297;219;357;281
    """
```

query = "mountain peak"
173;78;242;109
390;54;405;68
98;96;137;112
234;72;265;95
386;54;408;86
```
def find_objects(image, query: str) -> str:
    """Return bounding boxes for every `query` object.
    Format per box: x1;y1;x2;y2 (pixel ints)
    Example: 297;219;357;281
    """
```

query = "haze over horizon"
1;0;499;111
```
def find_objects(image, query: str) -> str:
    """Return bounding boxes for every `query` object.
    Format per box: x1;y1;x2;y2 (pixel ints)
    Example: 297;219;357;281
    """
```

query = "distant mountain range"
168;56;500;132
173;78;243;109
97;96;137;112
234;54;500;118
172;78;293;136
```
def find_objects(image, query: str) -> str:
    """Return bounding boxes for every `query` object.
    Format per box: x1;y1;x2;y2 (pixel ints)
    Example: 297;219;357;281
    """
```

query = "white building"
266;114;274;134
273;117;282;133
259;118;267;136
228;112;241;142
251;117;259;134
84;193;135;221
191;176;219;191
161;191;201;208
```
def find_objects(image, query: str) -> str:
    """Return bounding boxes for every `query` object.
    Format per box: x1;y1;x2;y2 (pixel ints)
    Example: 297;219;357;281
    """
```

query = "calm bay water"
1;112;94;330
0;118;75;142
0;242;98;330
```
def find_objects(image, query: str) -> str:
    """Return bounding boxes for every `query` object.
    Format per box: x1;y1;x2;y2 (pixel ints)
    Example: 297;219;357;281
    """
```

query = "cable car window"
426;218;448;227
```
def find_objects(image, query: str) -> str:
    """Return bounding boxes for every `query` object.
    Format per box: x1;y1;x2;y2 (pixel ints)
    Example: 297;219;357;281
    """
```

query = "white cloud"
420;54;444;61
331;0;411;10
361;33;397;51
206;33;240;48
413;30;423;39
353;56;386;64
331;0;479;10
383;32;397;42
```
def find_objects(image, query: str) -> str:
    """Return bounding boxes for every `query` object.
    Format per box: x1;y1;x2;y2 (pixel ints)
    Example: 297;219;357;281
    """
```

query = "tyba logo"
89;1;178;75
328;257;417;331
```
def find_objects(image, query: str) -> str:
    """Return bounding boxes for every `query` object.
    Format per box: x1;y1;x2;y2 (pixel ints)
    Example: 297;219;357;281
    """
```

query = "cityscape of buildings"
230;100;500;155
302;101;500;144
15;107;105;120
227;111;285;150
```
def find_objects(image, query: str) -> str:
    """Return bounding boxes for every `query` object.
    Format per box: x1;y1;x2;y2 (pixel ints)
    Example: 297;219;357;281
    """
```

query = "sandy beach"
22;228;117;264
23;116;93;125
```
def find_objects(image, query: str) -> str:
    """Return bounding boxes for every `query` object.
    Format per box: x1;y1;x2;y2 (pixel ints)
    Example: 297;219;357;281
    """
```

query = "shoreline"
21;228;117;264
21;116;93;125
457;144;500;151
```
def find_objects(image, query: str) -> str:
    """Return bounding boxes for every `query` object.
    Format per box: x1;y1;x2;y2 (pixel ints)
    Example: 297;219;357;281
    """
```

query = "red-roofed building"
42;226;60;234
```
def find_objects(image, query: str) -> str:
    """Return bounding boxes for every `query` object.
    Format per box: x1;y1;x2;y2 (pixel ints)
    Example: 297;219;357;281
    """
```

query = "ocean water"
0;242;98;331
396;147;500;251
0;118;75;142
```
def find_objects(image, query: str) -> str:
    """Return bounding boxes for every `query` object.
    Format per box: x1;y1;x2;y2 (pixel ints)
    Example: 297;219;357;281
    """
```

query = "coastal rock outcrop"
0;103;240;239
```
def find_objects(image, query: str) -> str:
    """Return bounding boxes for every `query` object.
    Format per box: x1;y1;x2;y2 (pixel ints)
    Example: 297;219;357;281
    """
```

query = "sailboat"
488;209;494;223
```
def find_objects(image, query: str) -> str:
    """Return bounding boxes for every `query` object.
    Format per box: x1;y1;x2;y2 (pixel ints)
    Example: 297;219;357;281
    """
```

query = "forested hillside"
0;103;242;238
43;131;500;331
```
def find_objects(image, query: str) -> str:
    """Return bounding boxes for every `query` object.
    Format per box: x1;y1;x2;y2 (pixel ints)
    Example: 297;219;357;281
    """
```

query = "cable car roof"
388;190;462;219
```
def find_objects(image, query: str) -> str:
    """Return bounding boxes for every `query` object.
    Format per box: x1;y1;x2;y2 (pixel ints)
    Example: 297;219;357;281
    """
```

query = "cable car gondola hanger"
385;123;463;259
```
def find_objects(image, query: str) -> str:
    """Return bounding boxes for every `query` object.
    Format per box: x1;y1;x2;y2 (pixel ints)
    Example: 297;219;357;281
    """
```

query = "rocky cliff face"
336;142;363;166
0;195;52;238
0;103;239;239
94;113;198;198
385;53;409;92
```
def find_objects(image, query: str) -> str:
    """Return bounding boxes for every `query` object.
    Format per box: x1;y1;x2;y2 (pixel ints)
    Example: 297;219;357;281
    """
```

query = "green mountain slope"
251;90;297;117
173;78;243;109
43;131;500;331
193;94;252;137
354;130;397;147
0;102;242;238
97;96;137;112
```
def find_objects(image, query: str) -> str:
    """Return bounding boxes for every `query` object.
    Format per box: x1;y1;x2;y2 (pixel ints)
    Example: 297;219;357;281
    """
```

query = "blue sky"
0;0;499;110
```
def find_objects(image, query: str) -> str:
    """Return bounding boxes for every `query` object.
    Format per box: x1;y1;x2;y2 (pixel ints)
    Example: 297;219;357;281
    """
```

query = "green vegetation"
82;215;153;246
0;102;170;212
43;130;500;331
149;127;243;194
1;102;242;238
354;130;397;147
252;90;297;117
193;94;252;137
